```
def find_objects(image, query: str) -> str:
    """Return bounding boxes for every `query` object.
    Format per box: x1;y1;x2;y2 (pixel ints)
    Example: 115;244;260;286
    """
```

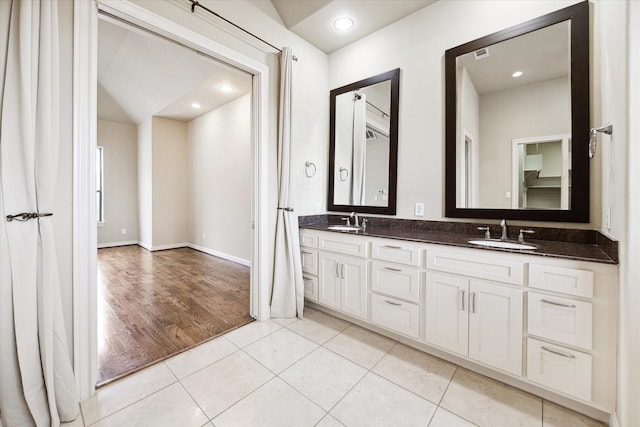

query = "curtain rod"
188;0;298;61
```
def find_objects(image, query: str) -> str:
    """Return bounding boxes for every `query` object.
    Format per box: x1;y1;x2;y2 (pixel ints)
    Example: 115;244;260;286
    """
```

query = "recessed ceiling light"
191;102;201;108
334;17;353;31
512;71;524;78
219;83;234;93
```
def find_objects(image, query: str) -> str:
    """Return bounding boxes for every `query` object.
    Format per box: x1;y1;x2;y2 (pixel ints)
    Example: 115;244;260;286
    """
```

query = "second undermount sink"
327;225;363;232
468;239;537;250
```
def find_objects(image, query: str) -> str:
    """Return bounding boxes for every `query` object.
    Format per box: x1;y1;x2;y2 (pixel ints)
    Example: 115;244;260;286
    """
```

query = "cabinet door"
318;252;341;310
468;280;523;376
425;272;469;356
303;275;318;301
341;255;368;319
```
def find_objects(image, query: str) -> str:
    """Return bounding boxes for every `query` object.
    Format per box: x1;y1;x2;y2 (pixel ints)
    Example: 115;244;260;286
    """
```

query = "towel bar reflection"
588;123;613;159
304;161;316;178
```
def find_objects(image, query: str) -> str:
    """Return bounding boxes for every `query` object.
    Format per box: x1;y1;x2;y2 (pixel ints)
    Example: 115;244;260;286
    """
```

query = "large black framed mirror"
445;2;589;222
328;69;400;215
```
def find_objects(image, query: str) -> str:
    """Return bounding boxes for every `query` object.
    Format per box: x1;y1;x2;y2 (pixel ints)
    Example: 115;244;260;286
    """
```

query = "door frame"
73;0;271;400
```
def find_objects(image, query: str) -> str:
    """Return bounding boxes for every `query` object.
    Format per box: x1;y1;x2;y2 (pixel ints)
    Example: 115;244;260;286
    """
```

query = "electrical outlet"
121;228;126;235
505;191;511;198
414;202;424;217
316;202;321;213
606;207;611;230
202;232;206;240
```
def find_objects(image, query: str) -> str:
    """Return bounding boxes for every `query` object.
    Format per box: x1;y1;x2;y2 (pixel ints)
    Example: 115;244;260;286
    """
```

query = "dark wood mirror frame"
328;68;400;215
445;1;590;222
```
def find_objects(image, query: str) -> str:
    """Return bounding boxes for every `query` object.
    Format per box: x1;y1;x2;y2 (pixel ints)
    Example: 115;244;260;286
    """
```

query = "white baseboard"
147;242;190;251
610;412;621;427
97;240;138;249
188;243;251;267
137;241;152;251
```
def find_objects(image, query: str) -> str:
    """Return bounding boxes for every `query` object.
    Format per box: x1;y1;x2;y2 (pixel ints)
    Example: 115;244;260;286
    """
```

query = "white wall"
478;78;570;208
188;94;251;262
97;119;139;246
151;117;189;247
328;0;595;228
137;117;153;247
459;67;480;208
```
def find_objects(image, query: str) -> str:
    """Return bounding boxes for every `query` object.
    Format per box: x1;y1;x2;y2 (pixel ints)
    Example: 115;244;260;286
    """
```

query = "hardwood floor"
97;246;252;386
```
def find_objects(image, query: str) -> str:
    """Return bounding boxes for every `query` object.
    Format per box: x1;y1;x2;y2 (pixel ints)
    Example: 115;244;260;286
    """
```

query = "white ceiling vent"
474;48;490;60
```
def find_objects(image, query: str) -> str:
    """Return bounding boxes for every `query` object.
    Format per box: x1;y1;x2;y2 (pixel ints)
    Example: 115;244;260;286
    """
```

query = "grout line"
177;380;210;423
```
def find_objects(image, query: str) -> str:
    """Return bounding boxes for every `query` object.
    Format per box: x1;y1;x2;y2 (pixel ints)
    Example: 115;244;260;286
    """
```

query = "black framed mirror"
328;69;400;215
445;2;589;222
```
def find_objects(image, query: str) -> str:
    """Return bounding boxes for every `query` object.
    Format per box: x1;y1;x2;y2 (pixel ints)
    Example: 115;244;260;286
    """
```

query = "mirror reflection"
334;80;391;206
455;21;571;210
329;69;399;215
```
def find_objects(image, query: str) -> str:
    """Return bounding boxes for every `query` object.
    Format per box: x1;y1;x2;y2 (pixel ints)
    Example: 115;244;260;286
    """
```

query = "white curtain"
0;1;79;426
351;94;367;205
270;47;304;319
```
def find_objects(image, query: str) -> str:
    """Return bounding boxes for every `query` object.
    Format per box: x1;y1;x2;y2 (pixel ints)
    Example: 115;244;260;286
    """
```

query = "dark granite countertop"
299;215;618;265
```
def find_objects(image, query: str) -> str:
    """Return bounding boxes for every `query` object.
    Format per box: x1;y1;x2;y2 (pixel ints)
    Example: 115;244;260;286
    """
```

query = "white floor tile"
287;310;351;344
61;411;85;427
272;316;298;326
315;414;345;427
81;363;177;425
429;407;478;427
164;336;237;379
280;347;367;410
372;343;456;404
542;401;606;427
440;369;542;427
330;372;437;427
243;327;319;373
212;377;325;427
324;325;395;369
223;319;282;348
89;383;207;427
181;351;274;419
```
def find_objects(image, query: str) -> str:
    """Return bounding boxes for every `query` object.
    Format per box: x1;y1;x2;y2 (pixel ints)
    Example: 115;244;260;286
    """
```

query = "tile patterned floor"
67;307;607;427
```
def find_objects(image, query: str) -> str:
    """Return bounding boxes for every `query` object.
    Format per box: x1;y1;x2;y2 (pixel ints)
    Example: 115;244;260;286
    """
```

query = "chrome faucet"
500;219;508;240
350;212;360;227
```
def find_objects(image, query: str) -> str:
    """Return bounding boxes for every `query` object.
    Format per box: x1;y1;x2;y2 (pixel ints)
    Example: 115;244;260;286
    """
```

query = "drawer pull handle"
303;276;312;281
384;245;402;249
302;251;313;255
384;267;402;272
541;299;576;309
385;299;402;306
541;346;576;359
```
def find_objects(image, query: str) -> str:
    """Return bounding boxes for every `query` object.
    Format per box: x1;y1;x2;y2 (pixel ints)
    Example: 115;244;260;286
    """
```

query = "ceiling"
97;18;252;125
456;21;570;95
270;0;436;53
97;1;438;125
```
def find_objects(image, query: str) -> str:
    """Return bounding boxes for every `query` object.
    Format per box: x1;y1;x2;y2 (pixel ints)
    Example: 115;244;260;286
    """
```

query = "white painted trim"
188;244;251;267
609;412;621;427
97;240;138;249
74;0;272;398
72;0;99;401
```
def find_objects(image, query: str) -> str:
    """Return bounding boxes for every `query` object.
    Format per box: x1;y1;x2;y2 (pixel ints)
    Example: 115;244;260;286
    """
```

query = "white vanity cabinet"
300;230;319;301
298;228;618;415
312;231;369;320
369;239;424;338
425;254;524;376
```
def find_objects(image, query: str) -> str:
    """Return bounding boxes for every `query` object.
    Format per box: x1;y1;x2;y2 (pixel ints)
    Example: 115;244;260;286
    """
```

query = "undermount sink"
468;239;536;250
327;225;363;232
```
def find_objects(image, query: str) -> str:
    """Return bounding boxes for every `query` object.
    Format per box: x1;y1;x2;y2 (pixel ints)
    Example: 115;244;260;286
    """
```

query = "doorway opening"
95;15;254;385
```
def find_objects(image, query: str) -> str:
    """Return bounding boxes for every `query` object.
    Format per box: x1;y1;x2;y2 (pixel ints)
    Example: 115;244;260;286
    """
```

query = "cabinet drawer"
300;230;318;248
303;275;318;301
301;249;318;276
528;292;592;350
371;294;420;339
371;240;423;266
427;251;525;285
529;264;593;298
527;338;592;401
371;261;420;303
319;233;368;257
